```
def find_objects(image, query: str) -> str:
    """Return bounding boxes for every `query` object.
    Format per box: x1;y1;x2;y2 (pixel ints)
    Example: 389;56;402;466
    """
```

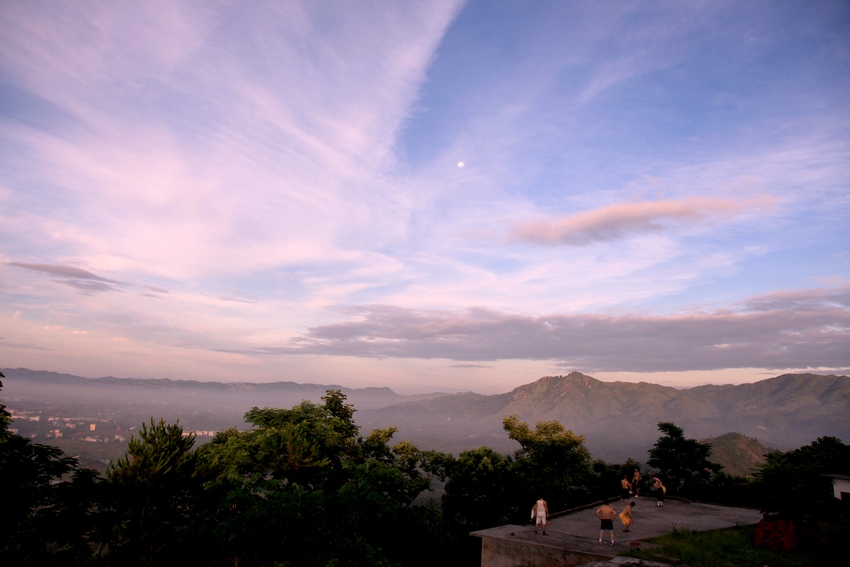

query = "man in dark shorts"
654;477;666;507
620;475;631;503
596;498;617;545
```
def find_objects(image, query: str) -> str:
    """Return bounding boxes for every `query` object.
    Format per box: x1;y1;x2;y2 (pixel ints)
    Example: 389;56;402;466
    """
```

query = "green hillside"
702;432;772;477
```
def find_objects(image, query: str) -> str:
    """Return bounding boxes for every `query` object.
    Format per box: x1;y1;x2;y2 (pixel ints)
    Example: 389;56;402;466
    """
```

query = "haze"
1;1;848;394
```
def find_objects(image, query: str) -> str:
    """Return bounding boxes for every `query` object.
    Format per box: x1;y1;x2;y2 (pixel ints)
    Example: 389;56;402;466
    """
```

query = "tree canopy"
503;414;593;510
647;422;722;494
752;436;850;518
1;373;99;565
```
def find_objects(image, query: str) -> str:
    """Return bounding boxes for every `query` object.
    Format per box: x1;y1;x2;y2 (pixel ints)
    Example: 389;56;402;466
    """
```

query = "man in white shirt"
532;497;549;535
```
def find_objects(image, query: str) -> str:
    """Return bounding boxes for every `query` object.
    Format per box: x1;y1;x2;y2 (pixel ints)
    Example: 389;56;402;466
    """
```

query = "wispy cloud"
0;2;847;389
510;196;776;245
8;262;125;293
0;337;53;351
0;1;463;281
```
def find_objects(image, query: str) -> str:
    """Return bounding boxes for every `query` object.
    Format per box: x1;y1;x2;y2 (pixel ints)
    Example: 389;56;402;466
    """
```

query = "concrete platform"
471;498;763;566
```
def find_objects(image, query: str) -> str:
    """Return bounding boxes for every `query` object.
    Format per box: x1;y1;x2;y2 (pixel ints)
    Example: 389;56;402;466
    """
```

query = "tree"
441;447;518;531
195;390;442;567
590;457;642;500
0;373;101;565
102;418;201;567
647;422;721;495
503;415;592;511
195;393;357;566
752;436;850;519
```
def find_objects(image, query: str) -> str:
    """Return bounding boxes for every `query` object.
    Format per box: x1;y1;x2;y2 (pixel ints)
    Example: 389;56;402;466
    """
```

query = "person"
632;468;641;498
653;477;666;507
596;498;617;545
532;497;549;535
619;501;635;533
620;475;631;503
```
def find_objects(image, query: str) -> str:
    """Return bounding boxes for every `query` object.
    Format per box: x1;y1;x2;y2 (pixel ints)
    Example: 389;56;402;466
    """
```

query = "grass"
620;523;846;567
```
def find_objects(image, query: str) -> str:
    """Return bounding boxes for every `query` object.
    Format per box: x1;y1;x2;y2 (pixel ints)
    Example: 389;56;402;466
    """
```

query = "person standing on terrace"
596;498;617;545
532;497;549;535
632;468;641;498
620;475;631;503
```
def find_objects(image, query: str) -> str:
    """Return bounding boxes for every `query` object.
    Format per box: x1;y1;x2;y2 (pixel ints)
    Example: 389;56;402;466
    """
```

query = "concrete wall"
480;537;600;567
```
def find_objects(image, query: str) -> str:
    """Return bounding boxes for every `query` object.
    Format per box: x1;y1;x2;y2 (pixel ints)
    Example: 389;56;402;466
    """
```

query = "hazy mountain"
357;372;850;461
0;367;447;412
702;432;773;477
0;367;450;443
2;368;846;465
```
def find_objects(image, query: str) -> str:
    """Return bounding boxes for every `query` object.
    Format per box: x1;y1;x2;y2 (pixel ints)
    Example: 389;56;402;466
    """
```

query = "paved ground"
471;498;763;560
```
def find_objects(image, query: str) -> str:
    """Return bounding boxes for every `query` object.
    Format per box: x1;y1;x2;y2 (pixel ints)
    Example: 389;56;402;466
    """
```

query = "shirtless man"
533;497;549;535
632;468;641;498
619;501;635;533
620;475;631;503
653;477;666;507
596;498;617;545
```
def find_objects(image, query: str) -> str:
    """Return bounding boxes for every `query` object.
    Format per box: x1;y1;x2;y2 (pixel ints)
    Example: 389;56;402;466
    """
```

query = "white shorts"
535;514;547;525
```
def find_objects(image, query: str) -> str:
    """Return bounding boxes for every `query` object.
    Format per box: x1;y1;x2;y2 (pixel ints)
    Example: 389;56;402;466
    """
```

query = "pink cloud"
511;196;776;245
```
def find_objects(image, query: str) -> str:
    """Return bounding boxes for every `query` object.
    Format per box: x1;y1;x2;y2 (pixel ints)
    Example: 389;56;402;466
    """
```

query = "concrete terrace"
471;498;763;566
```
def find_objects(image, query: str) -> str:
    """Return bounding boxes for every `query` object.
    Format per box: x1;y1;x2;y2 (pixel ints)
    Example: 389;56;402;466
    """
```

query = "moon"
458;161;464;168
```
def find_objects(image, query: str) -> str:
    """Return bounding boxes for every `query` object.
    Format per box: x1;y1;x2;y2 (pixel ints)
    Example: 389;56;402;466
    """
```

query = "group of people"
621;468;665;506
529;469;667;545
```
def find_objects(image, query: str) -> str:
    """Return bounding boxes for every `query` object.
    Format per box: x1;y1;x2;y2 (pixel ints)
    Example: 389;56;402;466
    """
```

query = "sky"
1;0;848;394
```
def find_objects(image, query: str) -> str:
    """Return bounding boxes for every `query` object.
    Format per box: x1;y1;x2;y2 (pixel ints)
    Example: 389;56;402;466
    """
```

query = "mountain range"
2;368;847;464
0;368;443;407
355;372;849;461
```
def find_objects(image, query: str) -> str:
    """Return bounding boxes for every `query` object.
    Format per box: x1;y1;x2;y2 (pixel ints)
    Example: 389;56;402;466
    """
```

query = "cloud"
0;1;463;282
0;337;53;351
256;285;850;372
0;2;847;390
143;285;169;294
511;196;776;246
7;262;125;293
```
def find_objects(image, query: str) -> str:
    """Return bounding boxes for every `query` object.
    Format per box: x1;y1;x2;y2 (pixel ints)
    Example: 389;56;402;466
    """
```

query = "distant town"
5;402;218;444
7;406;219;443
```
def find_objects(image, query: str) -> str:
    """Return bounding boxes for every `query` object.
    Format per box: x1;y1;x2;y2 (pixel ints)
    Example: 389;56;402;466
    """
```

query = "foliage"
752;436;850;519
590;457;643;499
0;372;10;432
647;422;722;495
195;389;445;566
0;373;102;565
101;418;203;567
503;414;592;510
441;447;518;532
694;470;755;507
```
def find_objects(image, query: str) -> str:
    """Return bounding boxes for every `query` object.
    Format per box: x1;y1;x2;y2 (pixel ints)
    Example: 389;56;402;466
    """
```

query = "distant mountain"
3;368;847;464
357;372;850;461
702;432;773;477
0;367;447;410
